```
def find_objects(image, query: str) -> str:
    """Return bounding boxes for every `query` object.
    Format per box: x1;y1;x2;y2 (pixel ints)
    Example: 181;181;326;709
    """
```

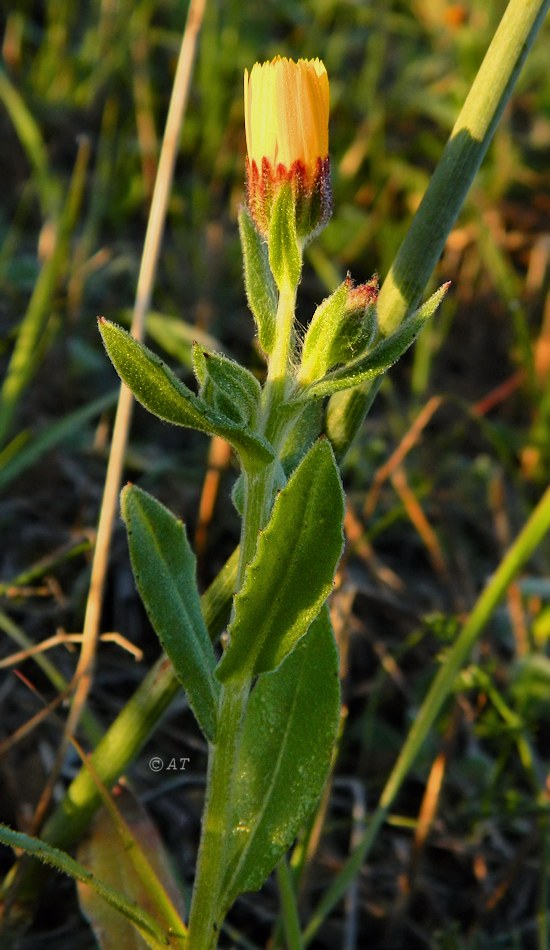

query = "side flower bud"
244;57;332;246
298;275;379;385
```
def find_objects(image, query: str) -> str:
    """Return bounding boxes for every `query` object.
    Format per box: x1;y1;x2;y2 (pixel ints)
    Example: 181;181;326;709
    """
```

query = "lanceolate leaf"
215;439;344;682
290;283;449;402
239;206;277;355
121;484;219;742
220;608;340;906
191;343;262;426
99;319;274;471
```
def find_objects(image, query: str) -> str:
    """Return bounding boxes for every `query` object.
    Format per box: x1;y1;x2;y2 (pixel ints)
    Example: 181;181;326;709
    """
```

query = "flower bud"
244;57;332;244
298;275;379;385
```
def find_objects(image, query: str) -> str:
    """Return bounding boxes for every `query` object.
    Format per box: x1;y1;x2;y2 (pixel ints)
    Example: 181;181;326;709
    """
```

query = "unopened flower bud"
298;274;379;385
244;57;332;244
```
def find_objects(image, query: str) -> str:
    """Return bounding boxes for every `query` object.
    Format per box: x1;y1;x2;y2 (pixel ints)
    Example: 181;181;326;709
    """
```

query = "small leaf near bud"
192;344;261;427
239;207;278;355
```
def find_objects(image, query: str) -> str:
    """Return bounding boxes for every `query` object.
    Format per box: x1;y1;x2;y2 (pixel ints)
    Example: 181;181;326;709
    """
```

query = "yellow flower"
244;56;329;181
244;57;332;241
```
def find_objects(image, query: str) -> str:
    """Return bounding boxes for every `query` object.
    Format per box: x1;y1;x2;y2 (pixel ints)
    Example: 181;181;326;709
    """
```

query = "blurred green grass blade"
115;308;224;367
1;540;92;593
145;311;222;366
0;607;67;695
276;858;303;950
0;391;117;493
0;67;60;218
303;483;550;945
0;138;91;450
114;309;225;369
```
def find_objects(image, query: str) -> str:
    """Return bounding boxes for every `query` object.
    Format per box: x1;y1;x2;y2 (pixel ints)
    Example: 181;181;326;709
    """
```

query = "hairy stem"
187;270;302;942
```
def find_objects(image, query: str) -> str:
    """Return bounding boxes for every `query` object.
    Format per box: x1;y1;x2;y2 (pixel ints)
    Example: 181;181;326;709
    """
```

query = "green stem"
276;858;304;950
186;469;275;944
187;270;302;944
262;281;298;423
186;679;249;947
236;469;271;583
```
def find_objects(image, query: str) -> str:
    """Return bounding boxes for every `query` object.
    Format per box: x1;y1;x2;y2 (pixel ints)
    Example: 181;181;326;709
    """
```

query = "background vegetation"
1;0;549;946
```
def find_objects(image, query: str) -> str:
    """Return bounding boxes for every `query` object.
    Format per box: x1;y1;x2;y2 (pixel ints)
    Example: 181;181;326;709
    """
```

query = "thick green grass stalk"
377;0;550;336
326;0;550;458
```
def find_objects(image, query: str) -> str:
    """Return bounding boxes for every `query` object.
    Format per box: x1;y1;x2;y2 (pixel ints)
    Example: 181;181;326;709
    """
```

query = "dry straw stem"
34;0;208;828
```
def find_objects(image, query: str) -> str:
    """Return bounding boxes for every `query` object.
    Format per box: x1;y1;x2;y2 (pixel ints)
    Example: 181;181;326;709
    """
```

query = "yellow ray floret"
244;57;329;178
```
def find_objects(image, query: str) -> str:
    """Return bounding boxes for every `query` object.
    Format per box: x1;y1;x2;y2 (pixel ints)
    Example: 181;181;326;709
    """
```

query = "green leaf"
0;823;172;950
121;484;219;742
291;283;449;402
215;439;344;682
268;183;302;291
192;343;261;426
220;607;340;906
0;390;117;493
99;319;274;471
299;279;349;382
239;207;277;355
